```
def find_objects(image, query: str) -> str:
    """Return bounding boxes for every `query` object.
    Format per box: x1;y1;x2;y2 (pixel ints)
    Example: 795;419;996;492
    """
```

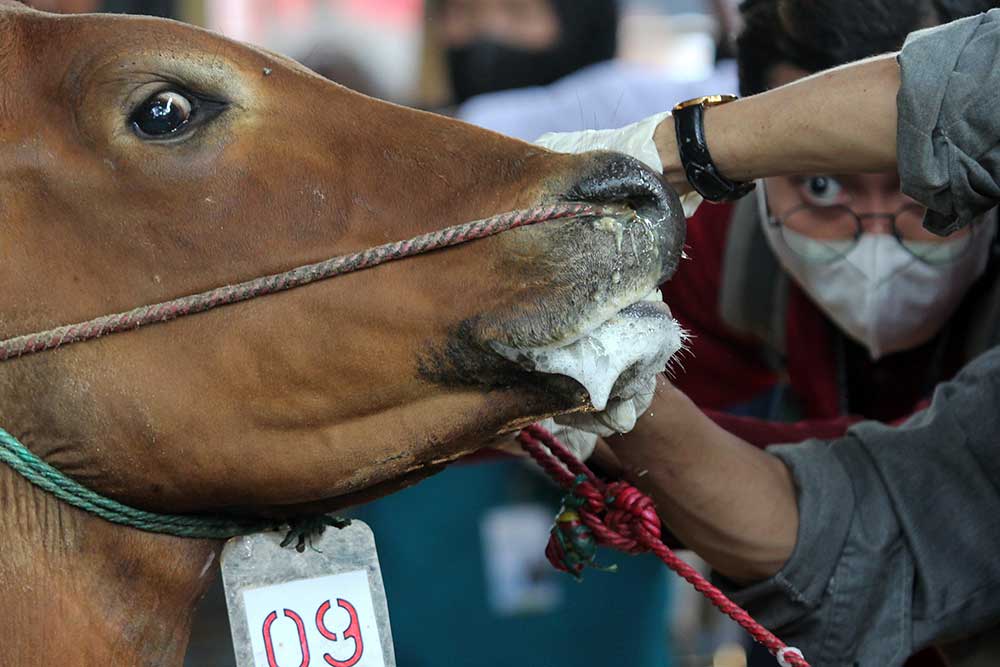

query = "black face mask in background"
445;39;575;104
444;0;619;105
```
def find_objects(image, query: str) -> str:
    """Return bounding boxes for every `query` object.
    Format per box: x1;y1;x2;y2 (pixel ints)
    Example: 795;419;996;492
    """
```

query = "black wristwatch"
672;95;755;203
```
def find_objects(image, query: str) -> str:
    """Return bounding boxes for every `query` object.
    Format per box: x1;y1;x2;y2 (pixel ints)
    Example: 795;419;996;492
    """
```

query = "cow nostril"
564;153;682;225
563;153;686;283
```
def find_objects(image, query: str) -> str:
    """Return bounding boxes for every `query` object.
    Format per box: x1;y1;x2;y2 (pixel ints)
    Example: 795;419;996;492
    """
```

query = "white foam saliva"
494;289;684;441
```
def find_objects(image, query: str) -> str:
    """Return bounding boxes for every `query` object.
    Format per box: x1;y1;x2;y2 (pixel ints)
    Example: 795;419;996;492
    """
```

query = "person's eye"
798;176;845;207
130;90;195;138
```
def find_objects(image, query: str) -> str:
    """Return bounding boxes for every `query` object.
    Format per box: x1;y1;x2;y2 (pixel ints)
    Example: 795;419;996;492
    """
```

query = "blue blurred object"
356;459;673;667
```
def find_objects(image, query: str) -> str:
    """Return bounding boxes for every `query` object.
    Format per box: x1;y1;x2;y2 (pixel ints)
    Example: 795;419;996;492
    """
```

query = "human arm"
652;54;900;193
664;8;1000;234
536;52;899;200
657;8;1000;234
541;10;1000;234
536;53;899;206
609;377;799;582
609;347;1000;666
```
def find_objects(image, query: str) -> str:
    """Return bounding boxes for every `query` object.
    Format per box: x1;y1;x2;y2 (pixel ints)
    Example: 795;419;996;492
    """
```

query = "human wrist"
611;379;701;471
611;381;798;581
663;96;757;202
653;115;691;194
701;99;753;182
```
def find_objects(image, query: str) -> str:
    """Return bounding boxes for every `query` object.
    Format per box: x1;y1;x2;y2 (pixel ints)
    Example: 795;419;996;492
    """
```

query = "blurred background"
28;1;748;665
32;0;732;106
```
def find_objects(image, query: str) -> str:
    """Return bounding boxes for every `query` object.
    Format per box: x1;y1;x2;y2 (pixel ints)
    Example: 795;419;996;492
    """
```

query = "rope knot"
544;475;617;578
541;467;664;574
516;422;811;667
601;481;662;553
563;474;604;513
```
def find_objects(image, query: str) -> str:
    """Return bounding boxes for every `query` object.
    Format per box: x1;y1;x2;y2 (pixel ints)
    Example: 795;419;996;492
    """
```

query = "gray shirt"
724;11;1000;666
898;9;1000;235
725;347;1000;666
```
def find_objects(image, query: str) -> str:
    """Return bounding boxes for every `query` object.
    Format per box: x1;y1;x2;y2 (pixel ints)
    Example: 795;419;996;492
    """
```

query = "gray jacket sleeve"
897;9;1000;234
718;346;1000;667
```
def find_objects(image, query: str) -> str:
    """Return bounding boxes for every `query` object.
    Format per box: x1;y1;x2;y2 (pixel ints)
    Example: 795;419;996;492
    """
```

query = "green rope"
0;426;316;540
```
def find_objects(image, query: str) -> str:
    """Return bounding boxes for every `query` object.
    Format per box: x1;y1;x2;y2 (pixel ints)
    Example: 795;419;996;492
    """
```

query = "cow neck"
0;463;219;667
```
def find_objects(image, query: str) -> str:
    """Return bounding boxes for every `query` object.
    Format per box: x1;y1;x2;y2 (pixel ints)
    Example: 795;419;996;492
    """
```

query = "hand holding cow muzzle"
532;377;657;461
536;112;703;218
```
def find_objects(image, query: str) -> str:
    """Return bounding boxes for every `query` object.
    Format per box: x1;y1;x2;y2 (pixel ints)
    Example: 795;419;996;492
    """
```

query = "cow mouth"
491;288;684;434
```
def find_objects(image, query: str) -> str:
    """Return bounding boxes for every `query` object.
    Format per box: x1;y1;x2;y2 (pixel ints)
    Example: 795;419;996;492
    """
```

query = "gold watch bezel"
672;94;739;112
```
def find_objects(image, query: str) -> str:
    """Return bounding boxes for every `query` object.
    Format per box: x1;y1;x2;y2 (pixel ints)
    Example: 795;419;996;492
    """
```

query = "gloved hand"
534;113;694;460
536;112;704;218
534;418;600;461
534;378;655;462
554;375;656;439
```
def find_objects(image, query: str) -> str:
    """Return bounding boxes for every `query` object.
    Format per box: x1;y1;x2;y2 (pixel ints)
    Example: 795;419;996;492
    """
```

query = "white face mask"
758;188;995;359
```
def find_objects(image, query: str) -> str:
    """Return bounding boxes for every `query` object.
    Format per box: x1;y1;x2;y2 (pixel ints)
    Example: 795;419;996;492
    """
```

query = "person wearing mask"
453;1;740;143
540;5;1000;667
426;0;618;107
543;0;999;441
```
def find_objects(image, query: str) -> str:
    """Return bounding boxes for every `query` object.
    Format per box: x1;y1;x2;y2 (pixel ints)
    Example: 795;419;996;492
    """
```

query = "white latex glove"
527;374;657;462
535;417;600;461
536;112;704;218
553;375;656;441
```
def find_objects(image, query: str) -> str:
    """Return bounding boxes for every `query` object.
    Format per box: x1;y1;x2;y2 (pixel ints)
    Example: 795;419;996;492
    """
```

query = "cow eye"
130;90;194;138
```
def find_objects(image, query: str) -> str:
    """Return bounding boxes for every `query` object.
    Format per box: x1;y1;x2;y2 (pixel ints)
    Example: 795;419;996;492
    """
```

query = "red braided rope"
0;203;606;362
518;423;811;667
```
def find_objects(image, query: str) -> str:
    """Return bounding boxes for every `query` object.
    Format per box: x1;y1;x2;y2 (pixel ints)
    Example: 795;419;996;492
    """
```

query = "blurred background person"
433;0;740;140
425;0;619;108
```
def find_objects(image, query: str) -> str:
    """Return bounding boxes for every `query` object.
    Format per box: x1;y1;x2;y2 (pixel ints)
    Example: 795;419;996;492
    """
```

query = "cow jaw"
492;288;684;436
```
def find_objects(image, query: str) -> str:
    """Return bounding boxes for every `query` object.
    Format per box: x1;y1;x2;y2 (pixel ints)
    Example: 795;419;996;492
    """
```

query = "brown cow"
0;2;685;664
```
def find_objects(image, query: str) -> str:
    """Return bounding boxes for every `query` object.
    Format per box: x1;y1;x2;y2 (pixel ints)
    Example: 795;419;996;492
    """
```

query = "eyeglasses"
757;180;976;265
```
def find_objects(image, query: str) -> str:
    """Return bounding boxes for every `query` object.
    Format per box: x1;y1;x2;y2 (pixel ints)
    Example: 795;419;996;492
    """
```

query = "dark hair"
737;0;1000;96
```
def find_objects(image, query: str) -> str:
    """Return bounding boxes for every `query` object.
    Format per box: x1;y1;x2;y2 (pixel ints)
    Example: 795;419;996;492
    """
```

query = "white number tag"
222;521;395;667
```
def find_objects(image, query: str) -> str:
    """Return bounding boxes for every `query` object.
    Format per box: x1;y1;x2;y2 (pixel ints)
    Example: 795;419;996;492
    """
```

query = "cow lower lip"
492;289;683;412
